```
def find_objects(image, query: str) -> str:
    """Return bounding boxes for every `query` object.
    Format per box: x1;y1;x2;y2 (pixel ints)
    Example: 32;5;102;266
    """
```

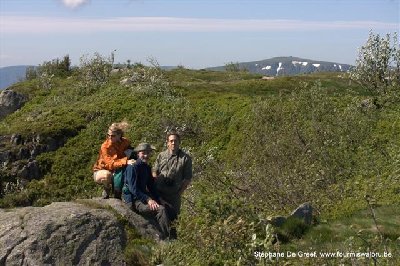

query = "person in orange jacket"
93;121;135;199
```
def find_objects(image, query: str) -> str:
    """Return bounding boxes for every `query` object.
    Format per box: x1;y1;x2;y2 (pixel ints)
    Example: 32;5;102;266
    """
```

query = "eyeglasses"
107;134;117;138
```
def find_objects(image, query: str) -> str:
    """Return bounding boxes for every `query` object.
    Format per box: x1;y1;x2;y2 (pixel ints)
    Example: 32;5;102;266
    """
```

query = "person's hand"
127;159;136;165
148;199;159;211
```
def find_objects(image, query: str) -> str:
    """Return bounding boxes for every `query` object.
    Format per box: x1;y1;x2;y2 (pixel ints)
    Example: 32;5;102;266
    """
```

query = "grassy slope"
1;69;399;264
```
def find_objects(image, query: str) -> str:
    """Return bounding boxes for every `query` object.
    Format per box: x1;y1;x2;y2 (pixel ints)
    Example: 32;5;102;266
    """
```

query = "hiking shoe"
114;190;122;200
102;189;109;199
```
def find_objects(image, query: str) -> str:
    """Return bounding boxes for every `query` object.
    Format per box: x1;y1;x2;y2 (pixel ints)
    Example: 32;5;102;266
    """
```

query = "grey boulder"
0;201;126;265
0;89;27;119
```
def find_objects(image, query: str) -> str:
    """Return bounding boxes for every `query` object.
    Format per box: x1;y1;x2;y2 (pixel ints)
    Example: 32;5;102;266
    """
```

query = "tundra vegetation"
0;32;399;265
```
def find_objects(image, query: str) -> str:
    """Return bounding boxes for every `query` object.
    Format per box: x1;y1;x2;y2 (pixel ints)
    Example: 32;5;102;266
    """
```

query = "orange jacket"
93;137;131;172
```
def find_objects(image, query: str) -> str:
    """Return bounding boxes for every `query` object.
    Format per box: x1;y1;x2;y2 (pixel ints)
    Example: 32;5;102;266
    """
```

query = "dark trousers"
133;200;170;239
157;191;181;219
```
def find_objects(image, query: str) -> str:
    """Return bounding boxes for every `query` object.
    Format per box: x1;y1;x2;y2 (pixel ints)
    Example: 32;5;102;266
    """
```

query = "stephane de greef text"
254;251;392;259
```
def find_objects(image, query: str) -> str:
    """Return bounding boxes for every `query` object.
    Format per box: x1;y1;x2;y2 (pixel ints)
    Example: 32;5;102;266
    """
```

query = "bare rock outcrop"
267;202;314;227
0;89;27;119
1;132;78;196
0;199;162;265
289;202;313;226
80;198;163;241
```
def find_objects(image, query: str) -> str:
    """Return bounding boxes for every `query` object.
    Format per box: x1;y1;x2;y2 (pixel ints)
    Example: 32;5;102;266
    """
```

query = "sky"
0;0;399;69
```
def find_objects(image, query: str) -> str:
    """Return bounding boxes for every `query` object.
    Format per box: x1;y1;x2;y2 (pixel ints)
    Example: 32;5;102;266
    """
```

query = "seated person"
123;143;170;239
93;121;135;199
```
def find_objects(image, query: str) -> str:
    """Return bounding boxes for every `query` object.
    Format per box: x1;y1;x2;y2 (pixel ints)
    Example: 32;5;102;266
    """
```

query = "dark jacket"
123;159;160;204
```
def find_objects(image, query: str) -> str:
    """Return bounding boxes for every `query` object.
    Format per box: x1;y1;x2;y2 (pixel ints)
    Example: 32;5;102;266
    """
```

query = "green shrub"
78;52;113;91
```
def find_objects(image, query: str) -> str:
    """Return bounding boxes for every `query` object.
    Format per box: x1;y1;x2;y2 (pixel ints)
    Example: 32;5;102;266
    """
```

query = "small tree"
25;66;37;80
36;55;71;78
224;61;248;80
122;57;174;99
224;61;241;72
79;52;113;90
60;54;71;75
350;31;399;95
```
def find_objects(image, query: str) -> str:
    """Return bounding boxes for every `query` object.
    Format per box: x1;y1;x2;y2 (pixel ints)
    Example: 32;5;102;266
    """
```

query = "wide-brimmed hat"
134;143;156;152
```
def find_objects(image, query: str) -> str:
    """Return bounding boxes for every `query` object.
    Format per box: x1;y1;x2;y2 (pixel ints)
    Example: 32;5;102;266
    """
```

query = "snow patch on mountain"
277;62;284;74
206;57;352;76
292;61;308;66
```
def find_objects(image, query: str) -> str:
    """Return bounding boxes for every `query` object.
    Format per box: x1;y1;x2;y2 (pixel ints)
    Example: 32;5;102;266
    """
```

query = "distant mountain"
207;56;352;76
0;65;32;90
160;66;179;70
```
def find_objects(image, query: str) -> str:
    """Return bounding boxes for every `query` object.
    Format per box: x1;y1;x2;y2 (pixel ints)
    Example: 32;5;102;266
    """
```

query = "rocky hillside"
207;56;352;76
0;88;82;196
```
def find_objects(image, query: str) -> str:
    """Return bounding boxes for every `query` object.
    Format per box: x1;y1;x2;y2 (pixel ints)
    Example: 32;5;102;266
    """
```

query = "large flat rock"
0;199;161;265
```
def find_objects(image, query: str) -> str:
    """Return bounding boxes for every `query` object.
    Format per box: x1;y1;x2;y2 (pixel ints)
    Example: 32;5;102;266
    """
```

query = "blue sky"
0;0;399;68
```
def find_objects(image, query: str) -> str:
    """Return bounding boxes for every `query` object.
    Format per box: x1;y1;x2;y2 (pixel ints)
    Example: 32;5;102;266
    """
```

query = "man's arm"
178;179;191;195
152;154;160;178
179;156;193;195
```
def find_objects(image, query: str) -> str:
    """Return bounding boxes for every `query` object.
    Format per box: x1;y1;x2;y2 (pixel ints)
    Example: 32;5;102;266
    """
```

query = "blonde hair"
108;120;130;136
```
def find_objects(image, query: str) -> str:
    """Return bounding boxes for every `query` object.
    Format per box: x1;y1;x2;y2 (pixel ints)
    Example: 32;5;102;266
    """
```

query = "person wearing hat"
152;130;193;223
122;142;170;239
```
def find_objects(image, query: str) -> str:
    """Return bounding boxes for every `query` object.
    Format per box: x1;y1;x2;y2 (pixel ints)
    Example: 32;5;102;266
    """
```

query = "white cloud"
1;16;398;34
61;0;90;9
